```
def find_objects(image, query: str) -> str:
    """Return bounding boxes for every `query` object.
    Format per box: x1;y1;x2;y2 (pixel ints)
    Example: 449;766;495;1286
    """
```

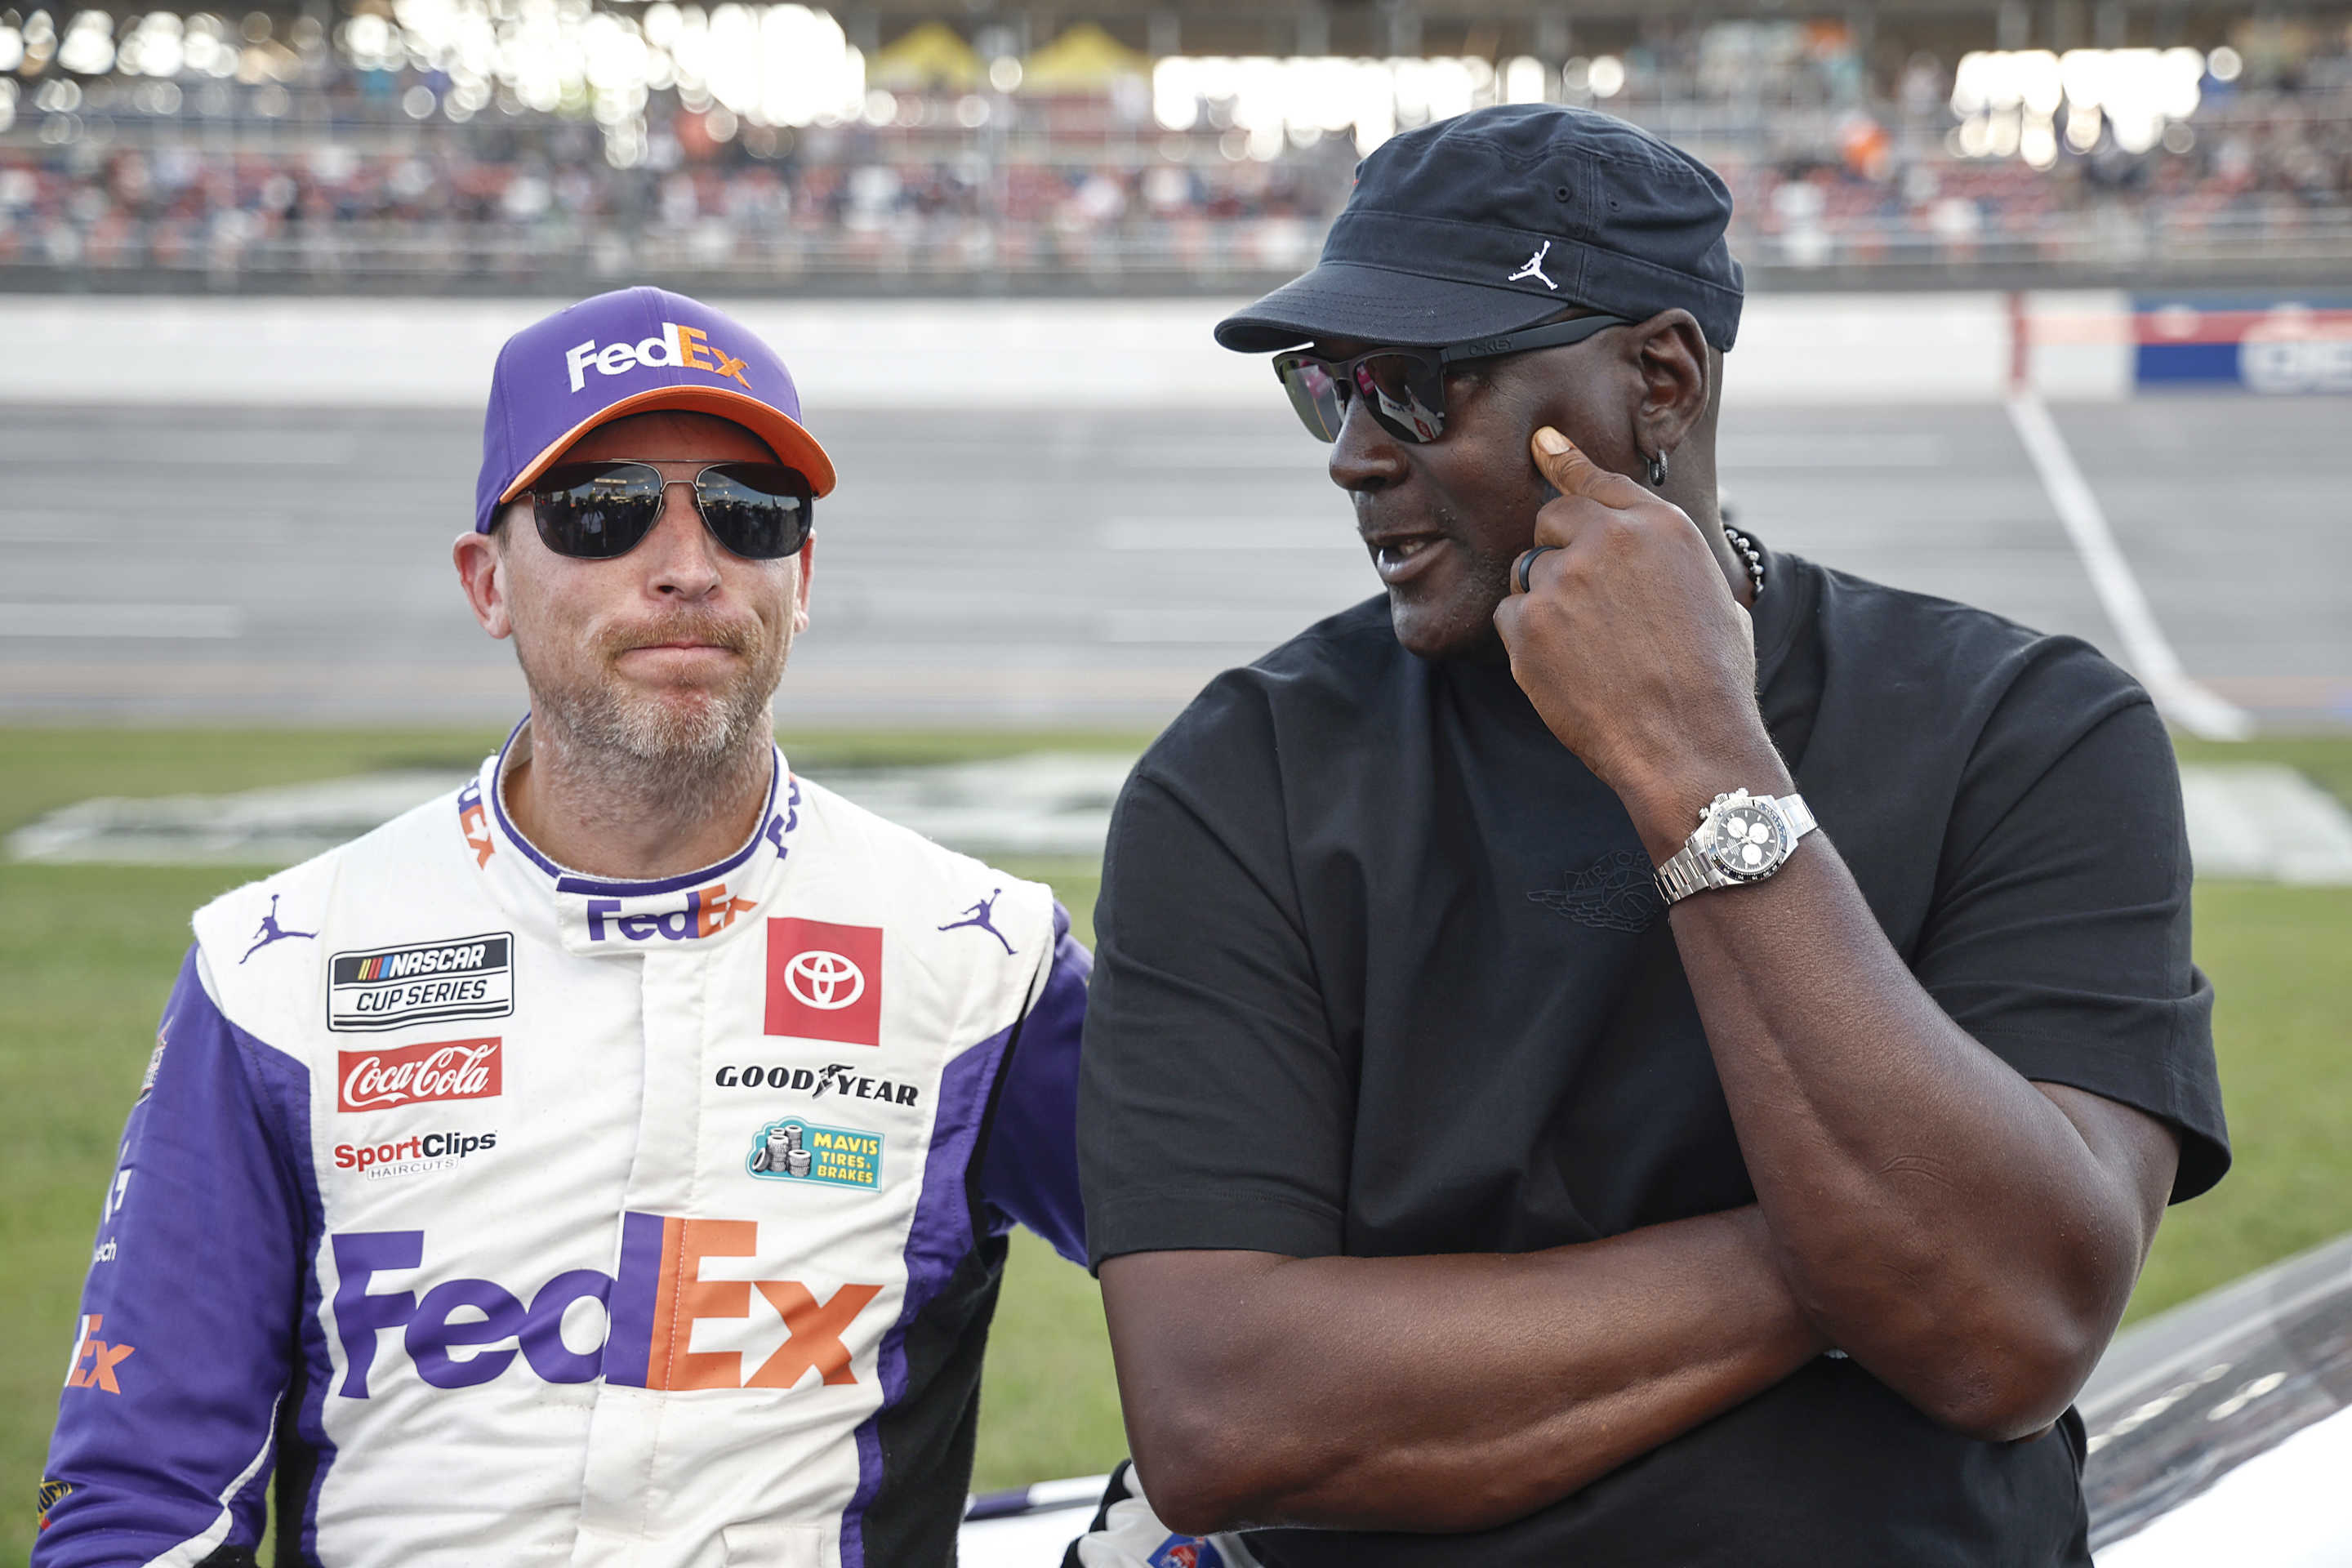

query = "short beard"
1392;512;1517;665
518;607;787;822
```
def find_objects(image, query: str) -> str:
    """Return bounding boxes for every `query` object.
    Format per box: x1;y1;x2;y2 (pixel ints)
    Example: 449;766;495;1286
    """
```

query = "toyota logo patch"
765;918;884;1046
783;950;866;1010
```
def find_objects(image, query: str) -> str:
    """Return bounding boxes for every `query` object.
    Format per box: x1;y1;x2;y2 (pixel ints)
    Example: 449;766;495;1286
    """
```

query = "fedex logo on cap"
565;322;753;394
477;287;836;537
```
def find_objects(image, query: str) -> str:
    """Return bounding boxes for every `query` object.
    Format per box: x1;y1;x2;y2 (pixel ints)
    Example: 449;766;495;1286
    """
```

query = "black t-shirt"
1078;543;2230;1567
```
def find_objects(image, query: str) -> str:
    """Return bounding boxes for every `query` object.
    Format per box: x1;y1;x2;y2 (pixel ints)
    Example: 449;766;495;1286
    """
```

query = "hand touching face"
1321;310;1710;663
1494;426;1781;838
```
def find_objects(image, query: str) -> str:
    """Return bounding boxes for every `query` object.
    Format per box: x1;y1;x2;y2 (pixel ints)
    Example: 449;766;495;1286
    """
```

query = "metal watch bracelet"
1654;791;1818;906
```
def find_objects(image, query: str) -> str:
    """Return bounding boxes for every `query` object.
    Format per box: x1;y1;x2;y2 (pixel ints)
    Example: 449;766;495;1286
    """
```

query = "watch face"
1706;799;1789;881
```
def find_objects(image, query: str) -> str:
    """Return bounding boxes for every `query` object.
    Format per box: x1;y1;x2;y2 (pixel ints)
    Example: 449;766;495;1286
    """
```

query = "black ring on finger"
1513;545;1559;595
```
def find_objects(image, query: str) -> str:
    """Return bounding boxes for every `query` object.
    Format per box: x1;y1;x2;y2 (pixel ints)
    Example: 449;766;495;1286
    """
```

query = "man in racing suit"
36;287;1091;1568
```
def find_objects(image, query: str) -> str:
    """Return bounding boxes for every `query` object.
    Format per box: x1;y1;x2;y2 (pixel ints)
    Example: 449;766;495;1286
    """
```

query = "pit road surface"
2;397;2343;730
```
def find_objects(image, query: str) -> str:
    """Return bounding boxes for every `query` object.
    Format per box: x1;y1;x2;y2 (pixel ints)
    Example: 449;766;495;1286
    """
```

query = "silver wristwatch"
1653;789;1818;906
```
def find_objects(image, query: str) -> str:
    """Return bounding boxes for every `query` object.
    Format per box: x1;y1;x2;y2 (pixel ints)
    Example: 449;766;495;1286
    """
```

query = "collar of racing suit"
457;716;801;960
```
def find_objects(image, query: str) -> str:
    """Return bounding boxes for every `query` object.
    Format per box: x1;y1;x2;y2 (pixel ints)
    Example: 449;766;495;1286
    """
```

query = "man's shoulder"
790;774;1059;956
1141;596;1405;779
1797;553;2152;737
189;783;484;1053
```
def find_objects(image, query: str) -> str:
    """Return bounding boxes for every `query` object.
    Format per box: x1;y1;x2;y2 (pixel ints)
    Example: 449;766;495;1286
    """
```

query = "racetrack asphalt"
2;396;2344;730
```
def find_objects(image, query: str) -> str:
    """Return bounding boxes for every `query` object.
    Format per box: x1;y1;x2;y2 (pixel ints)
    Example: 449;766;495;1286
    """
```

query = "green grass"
2172;733;2352;808
3;726;2350;1562
2129;880;2352;1318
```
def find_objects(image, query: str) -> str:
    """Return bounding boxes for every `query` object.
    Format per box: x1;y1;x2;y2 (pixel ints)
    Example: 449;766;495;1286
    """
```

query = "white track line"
2002;394;2254;741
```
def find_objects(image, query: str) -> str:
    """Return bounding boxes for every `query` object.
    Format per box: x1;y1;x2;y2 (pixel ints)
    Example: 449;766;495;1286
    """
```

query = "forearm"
1105;1205;1822;1535
1497;427;2178;1442
1637;792;2149;1433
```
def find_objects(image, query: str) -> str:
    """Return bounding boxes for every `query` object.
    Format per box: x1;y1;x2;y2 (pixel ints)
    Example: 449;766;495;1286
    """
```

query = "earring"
1645;450;1669;487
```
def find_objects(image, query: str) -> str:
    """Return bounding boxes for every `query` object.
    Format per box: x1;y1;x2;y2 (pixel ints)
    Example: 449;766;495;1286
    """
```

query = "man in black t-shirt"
1075;105;2228;1566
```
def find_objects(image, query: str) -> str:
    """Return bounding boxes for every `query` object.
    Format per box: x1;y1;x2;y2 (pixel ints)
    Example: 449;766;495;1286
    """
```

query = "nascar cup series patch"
327;933;515;1033
746;1119;881;1190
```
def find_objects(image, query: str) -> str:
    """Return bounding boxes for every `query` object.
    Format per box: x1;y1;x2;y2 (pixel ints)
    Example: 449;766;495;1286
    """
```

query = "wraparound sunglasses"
1273;314;1635;445
528;461;814;561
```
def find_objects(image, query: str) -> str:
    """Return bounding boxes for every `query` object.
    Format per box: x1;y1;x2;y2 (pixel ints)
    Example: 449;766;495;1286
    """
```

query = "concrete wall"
4;289;2138;410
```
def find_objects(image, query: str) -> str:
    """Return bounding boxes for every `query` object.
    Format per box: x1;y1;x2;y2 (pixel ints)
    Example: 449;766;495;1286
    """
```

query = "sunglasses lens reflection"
1356;354;1447;443
532;463;663;559
695;463;814;560
1275;351;1448;444
530;461;813;561
1276;356;1348;443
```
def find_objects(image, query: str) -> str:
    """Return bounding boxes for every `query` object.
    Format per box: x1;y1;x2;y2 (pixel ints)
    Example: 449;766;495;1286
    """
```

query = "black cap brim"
1214;259;1572;353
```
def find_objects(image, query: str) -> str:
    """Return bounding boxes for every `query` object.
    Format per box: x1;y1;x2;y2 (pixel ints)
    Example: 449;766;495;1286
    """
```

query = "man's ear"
791;537;813;637
1628;309;1711;464
453;513;517;641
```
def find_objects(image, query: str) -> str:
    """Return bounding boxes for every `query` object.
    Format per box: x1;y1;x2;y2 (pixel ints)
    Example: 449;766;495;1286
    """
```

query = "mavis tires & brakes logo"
746;1119;881;1189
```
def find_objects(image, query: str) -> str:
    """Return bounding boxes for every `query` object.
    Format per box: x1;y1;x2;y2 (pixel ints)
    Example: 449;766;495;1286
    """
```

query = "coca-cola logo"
338;1037;503;1113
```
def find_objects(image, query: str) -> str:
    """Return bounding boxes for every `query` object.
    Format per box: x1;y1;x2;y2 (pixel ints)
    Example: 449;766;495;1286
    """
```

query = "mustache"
595;610;764;659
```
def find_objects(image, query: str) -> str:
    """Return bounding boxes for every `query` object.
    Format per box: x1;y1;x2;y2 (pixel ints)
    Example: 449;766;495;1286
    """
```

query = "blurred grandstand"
2;0;2350;292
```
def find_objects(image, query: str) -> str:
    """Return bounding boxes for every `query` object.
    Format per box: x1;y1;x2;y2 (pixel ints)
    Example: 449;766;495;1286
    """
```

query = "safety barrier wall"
5;290;2349;409
2129;293;2352;394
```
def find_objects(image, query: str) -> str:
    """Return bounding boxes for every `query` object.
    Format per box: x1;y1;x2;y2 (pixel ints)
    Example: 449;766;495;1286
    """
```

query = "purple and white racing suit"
38;723;1089;1568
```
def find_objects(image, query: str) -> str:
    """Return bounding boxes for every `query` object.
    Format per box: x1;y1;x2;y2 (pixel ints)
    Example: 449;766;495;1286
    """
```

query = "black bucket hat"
1216;104;1744;354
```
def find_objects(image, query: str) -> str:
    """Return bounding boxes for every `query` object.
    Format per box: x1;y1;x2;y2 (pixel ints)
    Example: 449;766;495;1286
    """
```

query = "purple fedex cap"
474;286;837;534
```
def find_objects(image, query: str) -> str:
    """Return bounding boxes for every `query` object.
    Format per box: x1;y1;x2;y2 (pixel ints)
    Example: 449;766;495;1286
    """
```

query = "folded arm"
1497;430;2198;1443
1100;1206;1821;1535
1642;826;2179;1439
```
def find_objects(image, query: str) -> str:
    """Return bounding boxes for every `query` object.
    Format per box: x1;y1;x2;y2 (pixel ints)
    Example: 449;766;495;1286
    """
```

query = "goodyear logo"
746;1120;880;1190
566;322;753;394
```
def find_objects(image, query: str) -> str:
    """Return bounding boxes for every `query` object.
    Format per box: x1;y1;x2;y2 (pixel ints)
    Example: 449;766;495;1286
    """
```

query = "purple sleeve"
976;905;1090;1267
36;946;314;1566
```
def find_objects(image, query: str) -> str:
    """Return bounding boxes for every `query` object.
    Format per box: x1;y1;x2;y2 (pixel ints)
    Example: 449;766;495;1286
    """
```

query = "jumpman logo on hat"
1508;240;1559;290
240;894;317;964
938;889;1015;955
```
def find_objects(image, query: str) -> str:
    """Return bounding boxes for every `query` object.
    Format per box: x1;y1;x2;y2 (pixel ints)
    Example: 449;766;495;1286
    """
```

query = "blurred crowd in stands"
2;5;2350;287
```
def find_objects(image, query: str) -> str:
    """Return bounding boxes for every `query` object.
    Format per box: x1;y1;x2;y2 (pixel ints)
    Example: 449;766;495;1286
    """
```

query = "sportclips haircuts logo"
329;933;514;1033
341;1038;501;1112
333;1130;498;1179
331;1216;882;1397
565;321;753;393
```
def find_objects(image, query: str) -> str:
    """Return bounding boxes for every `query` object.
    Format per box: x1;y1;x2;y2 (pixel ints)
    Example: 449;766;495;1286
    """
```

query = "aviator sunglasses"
1272;314;1635;445
528;461;815;561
